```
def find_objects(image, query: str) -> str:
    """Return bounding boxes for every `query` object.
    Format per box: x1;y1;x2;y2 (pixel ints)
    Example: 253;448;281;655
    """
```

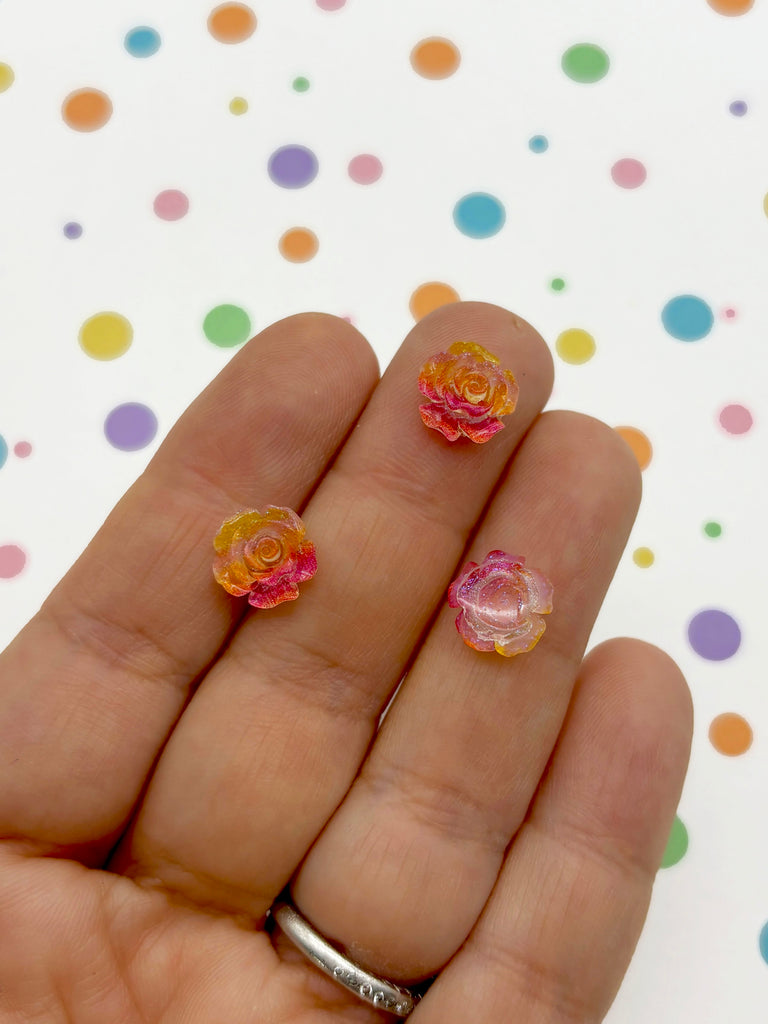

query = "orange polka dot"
279;228;319;263
61;88;113;132
410;37;461;79
409;282;460;320
707;0;754;14
709;713;753;756
208;3;257;43
615;426;653;470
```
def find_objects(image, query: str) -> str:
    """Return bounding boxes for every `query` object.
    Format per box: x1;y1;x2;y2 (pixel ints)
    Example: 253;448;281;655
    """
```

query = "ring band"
270;900;419;1017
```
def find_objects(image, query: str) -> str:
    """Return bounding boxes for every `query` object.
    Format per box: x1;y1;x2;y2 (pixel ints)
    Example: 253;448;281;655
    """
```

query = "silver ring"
270;900;419;1017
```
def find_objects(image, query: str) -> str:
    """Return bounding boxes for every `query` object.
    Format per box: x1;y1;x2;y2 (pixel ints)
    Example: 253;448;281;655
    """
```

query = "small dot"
614;426;653;470
729;99;748;116
153;189;189;221
229;97;248;115
268;145;318;189
709;712;753;756
760;922;768;965
550;277;566;292
292;76;310;92
0;436;6;470
707;0;754;15
529;135;549;153
555;328;596;364
316;0;346;8
410;37;461;80
721;307;737;320
633;547;655;568
718;403;753;435
64;222;83;239
207;3;257;43
279;227;319;263
0;544;26;578
104;403;158;452
124;26;161;58
13;441;32;458
203;304;252;348
661;294;714;341
611;158;647;189
0;63;15;93
409;282;460;321
62;88;113;132
453;192;505;238
79;312;133;361
661;816;688;868
688;609;741;661
348;154;383;185
704;521;722;538
561;43;610;84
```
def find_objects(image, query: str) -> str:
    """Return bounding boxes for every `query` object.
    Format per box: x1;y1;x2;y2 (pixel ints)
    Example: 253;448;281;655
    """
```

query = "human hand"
0;302;692;1022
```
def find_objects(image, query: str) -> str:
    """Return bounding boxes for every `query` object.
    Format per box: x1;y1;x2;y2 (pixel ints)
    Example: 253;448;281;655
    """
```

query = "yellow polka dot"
555;328;596;364
0;63;14;93
79;312;133;360
633;547;655;568
229;96;248;115
764;192;768;218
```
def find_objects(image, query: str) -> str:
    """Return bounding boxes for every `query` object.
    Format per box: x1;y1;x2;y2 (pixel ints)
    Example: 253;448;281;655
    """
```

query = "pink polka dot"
0;544;26;579
721;307;737;321
719;403;753;435
153;189;189;221
13;441;32;457
348;154;383;185
317;0;346;8
611;158;647;189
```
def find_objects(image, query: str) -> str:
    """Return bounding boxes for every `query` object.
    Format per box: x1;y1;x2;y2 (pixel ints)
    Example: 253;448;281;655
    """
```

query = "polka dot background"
0;0;766;1015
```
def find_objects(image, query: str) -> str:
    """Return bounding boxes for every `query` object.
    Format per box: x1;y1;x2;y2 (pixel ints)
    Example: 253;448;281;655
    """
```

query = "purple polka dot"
729;100;747;116
0;544;26;579
688;609;741;661
104;403;158;451
64;222;83;239
268;145;318;188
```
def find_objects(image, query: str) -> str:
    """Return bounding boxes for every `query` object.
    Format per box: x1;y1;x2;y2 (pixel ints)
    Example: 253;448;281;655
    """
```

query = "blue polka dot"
0;435;7;471
529;135;549;153
125;26;161;58
453;192;506;239
661;295;714;341
760;921;768;965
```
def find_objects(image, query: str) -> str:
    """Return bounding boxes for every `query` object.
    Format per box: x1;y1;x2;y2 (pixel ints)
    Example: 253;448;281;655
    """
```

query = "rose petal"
419;403;462;442
294;544;318;582
494;616;547;657
520;567;554;613
455;609;496;651
460;416;505;444
247;578;300;609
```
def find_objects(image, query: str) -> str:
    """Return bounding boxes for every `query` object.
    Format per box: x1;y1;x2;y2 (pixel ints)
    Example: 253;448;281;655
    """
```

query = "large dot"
704;521;722;538
79;312;133;360
555;328;595;364
410;37;461;79
707;0;754;14
62;88;113;132
153;189;189;221
611;158;647;189
709;712;753;756
0;63;14;92
279;228;319;263
760;922;768;965
0;435;6;470
203;304;251;347
105;403;158;452
688;609;741;661
64;221;83;239
409;282;460;321
614;426;653;470
268;145;318;189
348;154;383;185
529;135;549;153
718;403;753;435
729;100;748;116
0;544;26;578
633;547;655;568
124;26;161;57
662;294;714;341
661;816;688;868
561;43;610;83
453;193;505;238
207;3;257;43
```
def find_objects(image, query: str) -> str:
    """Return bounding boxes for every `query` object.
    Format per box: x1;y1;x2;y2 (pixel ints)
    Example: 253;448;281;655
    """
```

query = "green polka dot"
292;76;310;92
550;278;566;292
661;815;688;869
562;43;610;84
704;521;722;538
203;304;252;348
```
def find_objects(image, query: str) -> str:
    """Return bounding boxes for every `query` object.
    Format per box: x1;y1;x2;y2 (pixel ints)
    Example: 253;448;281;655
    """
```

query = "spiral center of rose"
245;533;285;571
472;575;527;628
462;373;489;404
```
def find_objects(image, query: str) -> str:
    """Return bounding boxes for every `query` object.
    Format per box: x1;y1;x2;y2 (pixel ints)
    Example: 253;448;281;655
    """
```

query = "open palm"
0;303;691;1023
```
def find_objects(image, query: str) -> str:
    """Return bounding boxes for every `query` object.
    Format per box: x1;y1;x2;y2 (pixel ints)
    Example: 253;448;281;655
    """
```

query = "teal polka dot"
661;295;714;341
760;921;768;965
529;135;549;153
453;192;506;239
125;26;161;58
0;435;7;470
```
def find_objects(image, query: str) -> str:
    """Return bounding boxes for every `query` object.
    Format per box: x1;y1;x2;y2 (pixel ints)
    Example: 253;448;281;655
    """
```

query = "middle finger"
116;302;553;915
